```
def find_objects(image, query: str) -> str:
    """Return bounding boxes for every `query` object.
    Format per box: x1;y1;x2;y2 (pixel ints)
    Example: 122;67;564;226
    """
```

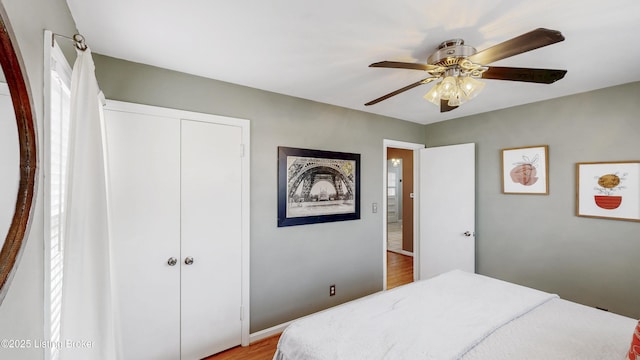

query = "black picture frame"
278;146;361;227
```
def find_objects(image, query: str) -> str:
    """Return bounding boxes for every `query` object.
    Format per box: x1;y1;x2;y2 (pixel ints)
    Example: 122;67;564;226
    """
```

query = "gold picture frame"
576;161;640;222
501;145;549;195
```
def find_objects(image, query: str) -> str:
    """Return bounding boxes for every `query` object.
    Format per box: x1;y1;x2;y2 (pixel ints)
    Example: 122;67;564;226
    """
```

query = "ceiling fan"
365;28;567;113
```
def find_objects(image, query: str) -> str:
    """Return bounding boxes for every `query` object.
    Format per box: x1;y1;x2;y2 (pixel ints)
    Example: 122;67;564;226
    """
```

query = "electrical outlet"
329;284;336;296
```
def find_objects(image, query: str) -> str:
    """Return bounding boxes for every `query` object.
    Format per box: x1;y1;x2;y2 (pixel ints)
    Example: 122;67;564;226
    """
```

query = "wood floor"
203;334;281;360
386;251;414;290
205;251;413;360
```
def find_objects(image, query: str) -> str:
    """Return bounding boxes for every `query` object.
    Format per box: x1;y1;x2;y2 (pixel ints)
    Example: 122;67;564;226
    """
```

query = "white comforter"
463;298;636;359
274;270;558;360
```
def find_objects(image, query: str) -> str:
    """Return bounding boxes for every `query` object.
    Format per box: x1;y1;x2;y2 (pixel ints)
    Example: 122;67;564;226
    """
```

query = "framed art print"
576;161;640;222
501;145;549;195
277;146;360;227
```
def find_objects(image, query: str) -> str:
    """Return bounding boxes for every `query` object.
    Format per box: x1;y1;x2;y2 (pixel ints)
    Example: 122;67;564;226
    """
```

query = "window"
44;33;72;360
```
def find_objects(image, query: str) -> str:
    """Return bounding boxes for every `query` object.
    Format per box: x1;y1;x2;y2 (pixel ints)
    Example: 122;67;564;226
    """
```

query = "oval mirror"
0;10;37;305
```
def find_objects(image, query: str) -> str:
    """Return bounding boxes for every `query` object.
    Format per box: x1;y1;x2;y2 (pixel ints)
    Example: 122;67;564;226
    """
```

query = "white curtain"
59;48;119;359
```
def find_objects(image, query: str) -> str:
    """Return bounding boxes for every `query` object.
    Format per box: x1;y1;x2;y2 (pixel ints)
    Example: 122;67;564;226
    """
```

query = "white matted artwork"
501;145;548;195
576;161;640;222
277;146;361;227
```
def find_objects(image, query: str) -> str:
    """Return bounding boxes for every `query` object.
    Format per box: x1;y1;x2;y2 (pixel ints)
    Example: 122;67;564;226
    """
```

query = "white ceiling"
65;0;640;125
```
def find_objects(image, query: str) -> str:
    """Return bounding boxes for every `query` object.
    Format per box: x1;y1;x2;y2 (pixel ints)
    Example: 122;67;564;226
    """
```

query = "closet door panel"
180;119;243;359
105;110;181;360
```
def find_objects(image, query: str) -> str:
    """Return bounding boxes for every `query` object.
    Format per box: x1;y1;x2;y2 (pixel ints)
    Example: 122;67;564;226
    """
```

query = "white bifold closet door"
180;119;243;359
105;105;244;360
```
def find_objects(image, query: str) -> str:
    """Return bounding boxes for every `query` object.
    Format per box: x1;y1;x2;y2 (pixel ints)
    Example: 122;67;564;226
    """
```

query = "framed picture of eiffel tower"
278;146;361;227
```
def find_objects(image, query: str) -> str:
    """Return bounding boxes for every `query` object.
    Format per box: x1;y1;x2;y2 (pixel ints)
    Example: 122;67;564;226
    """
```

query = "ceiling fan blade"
482;66;567;84
440;99;458;113
369;61;442;72
467;28;565;65
365;78;435;106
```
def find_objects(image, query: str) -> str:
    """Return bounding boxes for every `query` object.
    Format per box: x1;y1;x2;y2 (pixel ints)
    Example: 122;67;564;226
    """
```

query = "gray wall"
92;54;426;332
0;0;77;359
424;81;640;319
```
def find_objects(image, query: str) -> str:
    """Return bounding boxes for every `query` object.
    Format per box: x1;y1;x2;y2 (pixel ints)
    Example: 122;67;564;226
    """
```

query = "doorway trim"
382;139;425;290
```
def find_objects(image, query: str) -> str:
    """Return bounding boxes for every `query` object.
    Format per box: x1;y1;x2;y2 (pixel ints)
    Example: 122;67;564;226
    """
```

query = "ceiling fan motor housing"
428;39;478;67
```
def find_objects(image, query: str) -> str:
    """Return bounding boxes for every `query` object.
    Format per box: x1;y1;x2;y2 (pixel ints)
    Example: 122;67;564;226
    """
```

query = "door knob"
463;231;473;237
167;257;177;266
184;256;194;265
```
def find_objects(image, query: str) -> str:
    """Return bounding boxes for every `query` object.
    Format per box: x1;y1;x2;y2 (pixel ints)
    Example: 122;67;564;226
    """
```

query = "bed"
274;270;638;359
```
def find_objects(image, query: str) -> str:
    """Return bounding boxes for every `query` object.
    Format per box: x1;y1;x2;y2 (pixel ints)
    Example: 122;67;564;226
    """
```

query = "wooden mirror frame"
0;11;37;305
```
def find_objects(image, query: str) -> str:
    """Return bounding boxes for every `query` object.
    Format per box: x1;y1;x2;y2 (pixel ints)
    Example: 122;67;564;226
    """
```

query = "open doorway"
386;149;413;256
383;140;424;290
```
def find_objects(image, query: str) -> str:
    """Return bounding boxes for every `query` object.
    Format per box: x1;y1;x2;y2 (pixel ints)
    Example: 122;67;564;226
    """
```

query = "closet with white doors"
103;101;250;360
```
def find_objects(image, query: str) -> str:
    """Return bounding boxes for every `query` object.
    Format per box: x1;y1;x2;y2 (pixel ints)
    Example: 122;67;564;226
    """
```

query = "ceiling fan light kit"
423;67;487;108
366;28;567;113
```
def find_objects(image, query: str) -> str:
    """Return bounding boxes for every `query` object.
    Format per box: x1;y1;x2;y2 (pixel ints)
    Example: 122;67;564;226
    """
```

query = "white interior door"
180;119;243;359
105;110;181;360
419;143;475;279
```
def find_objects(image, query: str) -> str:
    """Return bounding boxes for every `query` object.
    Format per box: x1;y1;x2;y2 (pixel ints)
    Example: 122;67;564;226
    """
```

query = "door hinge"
240;144;245;157
240;306;244;321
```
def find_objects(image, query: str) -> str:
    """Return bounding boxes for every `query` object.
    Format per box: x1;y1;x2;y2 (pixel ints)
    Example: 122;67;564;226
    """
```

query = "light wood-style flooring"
204;334;281;360
386;250;413;289
205;251;413;360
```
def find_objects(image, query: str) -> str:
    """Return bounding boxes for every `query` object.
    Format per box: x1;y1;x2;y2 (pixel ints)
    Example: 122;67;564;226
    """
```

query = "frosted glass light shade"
460;76;485;100
423;75;485;108
439;76;457;100
423;84;441;105
448;92;462;107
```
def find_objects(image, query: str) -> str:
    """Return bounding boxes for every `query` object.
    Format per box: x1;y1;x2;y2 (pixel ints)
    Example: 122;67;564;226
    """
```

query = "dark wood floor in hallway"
205;251;413;360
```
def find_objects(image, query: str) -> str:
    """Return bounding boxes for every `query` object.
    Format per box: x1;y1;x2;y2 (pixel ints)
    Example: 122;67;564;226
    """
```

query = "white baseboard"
248;320;293;344
249;248;413;345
